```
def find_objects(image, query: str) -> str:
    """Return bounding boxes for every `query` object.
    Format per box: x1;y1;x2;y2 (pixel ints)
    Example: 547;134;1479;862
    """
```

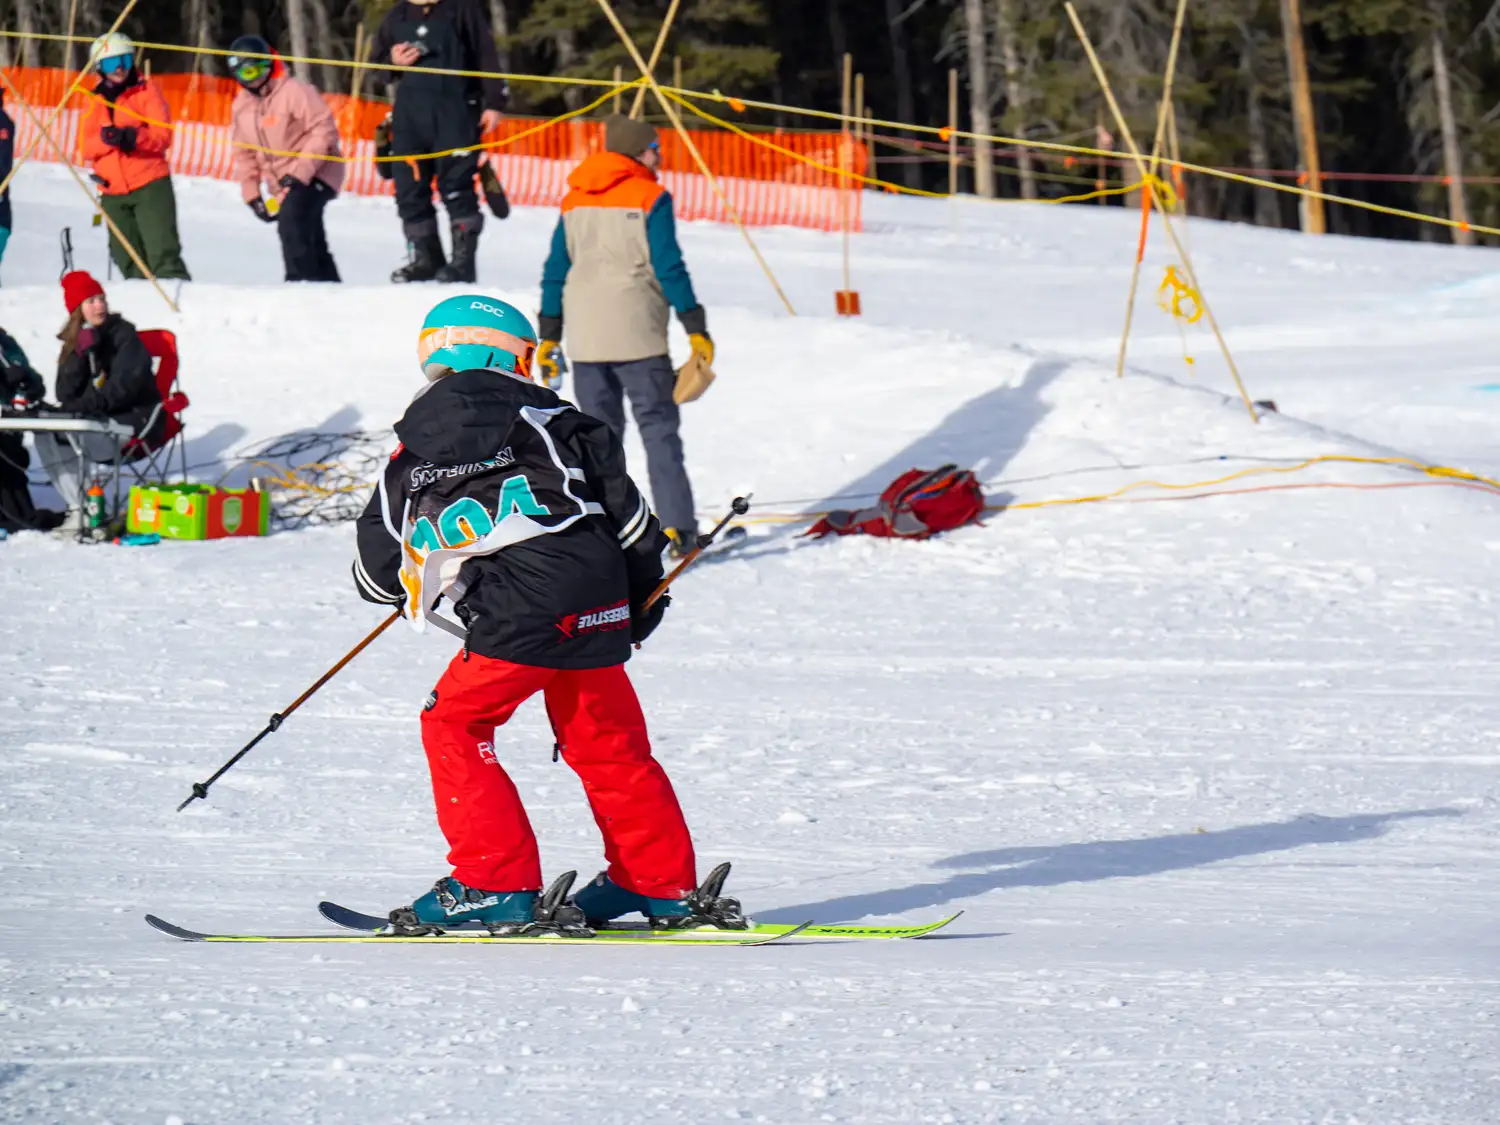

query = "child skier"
353;294;742;935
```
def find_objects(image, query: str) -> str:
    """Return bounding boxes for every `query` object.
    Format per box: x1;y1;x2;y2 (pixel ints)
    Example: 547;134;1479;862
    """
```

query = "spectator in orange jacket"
228;35;343;283
77;33;190;281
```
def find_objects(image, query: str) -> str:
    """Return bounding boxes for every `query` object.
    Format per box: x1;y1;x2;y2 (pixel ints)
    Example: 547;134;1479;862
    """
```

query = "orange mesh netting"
2;66;867;232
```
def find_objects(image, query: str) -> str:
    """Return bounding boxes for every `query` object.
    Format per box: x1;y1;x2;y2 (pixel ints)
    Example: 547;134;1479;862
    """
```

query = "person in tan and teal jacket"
536;114;712;554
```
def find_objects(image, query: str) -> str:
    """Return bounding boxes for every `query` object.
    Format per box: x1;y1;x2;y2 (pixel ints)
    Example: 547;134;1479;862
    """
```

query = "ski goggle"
228;56;273;85
96;53;133;75
418;325;537;379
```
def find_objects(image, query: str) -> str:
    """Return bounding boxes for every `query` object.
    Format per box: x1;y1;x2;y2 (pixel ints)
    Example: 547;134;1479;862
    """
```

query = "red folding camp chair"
123;329;190;483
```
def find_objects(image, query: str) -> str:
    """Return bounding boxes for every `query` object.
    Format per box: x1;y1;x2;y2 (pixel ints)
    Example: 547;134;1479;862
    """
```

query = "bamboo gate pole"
840;55;852;299
594;0;796;316
0;68;178;312
1114;0;1190;380
1063;2;1258;423
947;68;958;196
628;0;682;119
63;0;80;75
0;0;144;199
612;65;622;113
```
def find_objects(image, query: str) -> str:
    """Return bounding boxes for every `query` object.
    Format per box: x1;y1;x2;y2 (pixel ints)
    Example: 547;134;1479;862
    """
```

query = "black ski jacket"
55;313;164;445
353;371;668;669
371;0;508;147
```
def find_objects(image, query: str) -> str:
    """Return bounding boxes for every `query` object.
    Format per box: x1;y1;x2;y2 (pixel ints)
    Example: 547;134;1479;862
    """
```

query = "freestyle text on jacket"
57;313;164;444
77;75;172;196
353;371;668;669
540;152;703;364
230;68;346;201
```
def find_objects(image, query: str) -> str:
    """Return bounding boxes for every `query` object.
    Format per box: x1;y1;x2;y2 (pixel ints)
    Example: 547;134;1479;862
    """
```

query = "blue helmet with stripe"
417;295;538;383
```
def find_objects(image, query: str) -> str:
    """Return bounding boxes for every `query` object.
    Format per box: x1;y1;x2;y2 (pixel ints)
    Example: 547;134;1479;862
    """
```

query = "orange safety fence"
2;66;867;232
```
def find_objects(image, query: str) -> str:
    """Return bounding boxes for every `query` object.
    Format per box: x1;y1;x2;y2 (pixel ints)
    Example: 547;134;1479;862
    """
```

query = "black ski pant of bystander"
278;179;341;283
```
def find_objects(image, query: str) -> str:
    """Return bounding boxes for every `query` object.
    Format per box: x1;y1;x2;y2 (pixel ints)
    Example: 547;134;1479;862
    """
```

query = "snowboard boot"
386;871;590;937
390;219;446;283
435;213;482;283
571;862;748;931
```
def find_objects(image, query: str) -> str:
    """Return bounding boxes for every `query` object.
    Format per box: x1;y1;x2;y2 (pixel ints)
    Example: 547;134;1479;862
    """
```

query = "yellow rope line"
73;80;627;164
6;27;1493;238
725;454;1500;526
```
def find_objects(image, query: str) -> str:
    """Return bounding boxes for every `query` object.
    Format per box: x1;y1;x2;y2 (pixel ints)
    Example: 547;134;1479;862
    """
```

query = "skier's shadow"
754;808;1462;923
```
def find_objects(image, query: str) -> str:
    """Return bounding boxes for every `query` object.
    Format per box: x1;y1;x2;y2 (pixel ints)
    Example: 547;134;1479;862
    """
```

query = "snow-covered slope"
1;163;1497;1124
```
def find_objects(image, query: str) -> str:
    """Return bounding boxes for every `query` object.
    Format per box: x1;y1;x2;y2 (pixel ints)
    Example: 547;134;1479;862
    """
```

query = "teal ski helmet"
417;294;538;383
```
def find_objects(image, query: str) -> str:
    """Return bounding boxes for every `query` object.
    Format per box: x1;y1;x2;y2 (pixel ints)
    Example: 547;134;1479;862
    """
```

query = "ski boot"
386;871;590;936
572;862;748;931
391;219;446;283
435;214;482;283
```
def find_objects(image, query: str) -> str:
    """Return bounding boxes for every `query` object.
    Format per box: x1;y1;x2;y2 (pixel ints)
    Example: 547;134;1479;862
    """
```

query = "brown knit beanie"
604;114;658;159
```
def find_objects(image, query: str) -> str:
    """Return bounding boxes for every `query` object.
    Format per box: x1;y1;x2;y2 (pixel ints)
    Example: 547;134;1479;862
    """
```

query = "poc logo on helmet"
469;300;507;316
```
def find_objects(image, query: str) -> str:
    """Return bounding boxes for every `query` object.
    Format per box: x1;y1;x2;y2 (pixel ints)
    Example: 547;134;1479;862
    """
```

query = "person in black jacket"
0;327;66;532
0;86;13;278
370;0;508;284
351;295;736;936
36;271;162;528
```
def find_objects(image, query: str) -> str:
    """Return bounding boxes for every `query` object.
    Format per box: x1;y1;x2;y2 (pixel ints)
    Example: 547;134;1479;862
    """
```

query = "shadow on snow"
754;807;1463;923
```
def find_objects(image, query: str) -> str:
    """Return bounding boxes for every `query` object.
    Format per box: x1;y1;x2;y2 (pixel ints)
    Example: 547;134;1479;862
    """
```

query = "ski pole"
176;609;401;812
643;495;751;612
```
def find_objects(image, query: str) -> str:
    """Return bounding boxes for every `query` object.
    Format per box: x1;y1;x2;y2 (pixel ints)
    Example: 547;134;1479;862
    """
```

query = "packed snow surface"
1;164;1498;1123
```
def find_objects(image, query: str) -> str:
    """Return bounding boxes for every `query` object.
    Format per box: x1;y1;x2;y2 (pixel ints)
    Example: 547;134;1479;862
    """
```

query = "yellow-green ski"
144;914;809;946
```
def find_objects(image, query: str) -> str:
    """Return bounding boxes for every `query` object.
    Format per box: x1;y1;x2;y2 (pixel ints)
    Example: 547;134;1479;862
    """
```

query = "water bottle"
85;477;107;531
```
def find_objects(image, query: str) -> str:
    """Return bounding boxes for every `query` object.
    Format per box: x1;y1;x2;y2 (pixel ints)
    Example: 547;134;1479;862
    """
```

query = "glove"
279;174;304;192
535;339;566;391
101;125;137;151
689;333;714;367
631;593;670;645
248;198;277;223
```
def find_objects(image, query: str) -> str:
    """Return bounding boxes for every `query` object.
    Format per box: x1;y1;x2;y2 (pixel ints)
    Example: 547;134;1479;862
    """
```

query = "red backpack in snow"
805;465;987;540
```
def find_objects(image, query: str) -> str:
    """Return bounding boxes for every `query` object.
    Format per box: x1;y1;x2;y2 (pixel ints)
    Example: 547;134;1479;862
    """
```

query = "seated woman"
37;271;163;529
0;326;66;532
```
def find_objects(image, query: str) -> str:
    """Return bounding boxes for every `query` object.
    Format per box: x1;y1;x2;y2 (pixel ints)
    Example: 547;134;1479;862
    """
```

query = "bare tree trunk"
16;0;41;68
555;29;580;110
194;0;217;77
1241;25;1279;228
310;0;337;91
488;0;511;69
285;0;312;83
1430;26;1473;246
882;0;919;189
1278;0;1325;234
962;0;994;197
995;0;1034;199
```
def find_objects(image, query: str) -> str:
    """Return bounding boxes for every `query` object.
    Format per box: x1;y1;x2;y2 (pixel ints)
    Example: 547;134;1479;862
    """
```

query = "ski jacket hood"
564;151;658;200
395;369;562;466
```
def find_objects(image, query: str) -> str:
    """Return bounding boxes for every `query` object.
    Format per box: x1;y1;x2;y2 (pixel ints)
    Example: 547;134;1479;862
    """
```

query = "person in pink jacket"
227;34;343;282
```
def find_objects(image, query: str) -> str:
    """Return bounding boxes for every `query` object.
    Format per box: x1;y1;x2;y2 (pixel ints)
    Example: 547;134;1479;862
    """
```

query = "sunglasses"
96;53;133;75
229;56;273;84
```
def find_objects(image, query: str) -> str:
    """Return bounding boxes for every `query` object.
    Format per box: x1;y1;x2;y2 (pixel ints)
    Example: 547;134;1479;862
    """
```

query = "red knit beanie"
62;271;105;315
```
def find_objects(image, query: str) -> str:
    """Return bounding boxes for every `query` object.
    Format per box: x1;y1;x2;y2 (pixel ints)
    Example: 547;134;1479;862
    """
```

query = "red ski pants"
419;651;697;896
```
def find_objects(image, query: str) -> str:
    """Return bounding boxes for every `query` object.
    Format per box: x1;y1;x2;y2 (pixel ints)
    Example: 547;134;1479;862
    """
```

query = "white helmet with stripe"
88;32;136;72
